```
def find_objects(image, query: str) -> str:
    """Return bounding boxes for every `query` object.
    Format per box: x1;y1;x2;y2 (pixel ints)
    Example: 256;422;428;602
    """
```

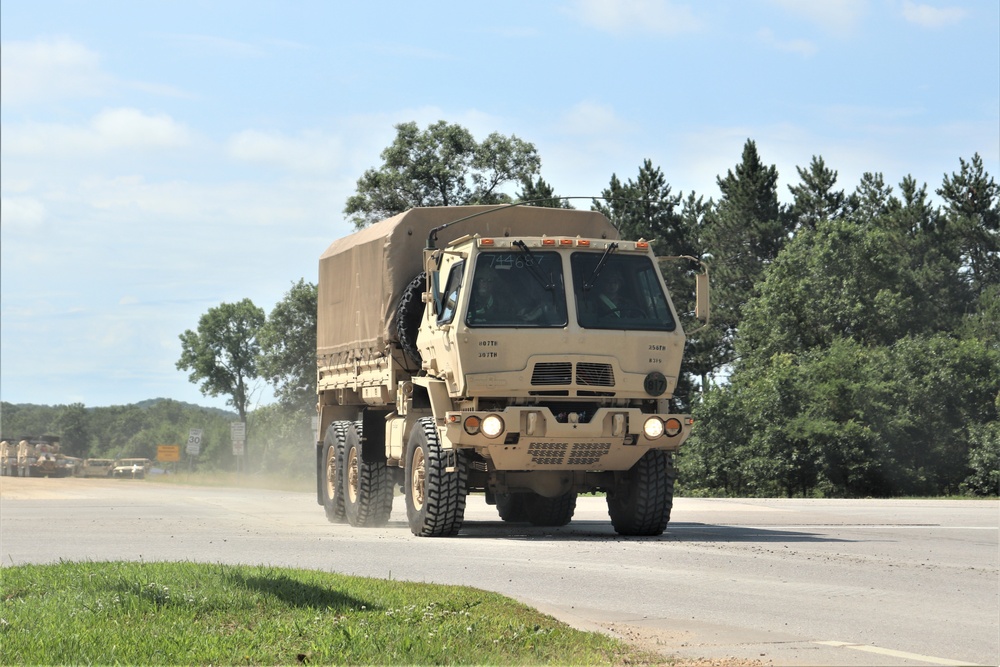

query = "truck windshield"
466;252;567;328
571;253;677;331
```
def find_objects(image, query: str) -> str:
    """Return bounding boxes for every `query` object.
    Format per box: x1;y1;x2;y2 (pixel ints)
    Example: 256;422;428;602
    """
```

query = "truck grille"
576;362;614;387
531;362;571;385
527;442;611;466
530;362;615;387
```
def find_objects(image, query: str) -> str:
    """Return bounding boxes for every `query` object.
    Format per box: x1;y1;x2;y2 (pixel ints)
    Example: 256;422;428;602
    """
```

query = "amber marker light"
664;418;683;437
463;415;482;435
577;239;590;247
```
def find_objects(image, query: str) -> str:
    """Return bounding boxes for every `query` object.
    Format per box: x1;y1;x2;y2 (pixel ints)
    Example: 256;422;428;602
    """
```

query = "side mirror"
695;270;710;323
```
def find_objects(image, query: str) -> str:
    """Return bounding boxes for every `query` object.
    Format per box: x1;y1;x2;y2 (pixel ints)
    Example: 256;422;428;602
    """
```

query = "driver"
593;270;643;318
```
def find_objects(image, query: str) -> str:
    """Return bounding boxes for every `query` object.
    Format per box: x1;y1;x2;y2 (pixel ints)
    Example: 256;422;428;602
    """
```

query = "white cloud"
558;102;631;137
901;1;967;28
93;108;193;149
227;130;344;172
163;33;266;58
757;27;818;56
572;0;702;36
0;37;111;106
0;196;47;229
3;108;192;156
766;0;868;34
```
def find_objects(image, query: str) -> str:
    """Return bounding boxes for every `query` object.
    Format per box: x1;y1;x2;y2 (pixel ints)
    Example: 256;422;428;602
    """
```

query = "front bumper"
443;405;691;471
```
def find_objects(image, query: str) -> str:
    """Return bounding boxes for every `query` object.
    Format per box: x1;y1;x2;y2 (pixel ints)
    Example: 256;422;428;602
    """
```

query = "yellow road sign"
157;445;181;462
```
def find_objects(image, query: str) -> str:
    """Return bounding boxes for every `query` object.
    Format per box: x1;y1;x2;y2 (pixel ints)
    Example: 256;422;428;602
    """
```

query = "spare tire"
395;272;426;368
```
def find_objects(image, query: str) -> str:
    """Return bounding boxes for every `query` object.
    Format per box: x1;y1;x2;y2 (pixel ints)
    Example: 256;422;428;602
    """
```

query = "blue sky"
2;0;998;411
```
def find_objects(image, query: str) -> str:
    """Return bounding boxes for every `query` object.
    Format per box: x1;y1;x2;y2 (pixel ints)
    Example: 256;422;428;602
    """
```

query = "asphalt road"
1;476;996;666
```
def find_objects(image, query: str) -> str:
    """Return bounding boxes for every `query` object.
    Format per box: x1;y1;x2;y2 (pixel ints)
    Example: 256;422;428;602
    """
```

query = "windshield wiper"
583;242;619;290
512;240;555;291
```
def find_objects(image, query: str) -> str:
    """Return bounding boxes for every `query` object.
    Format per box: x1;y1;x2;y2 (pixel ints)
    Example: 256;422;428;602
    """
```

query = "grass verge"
1;561;664;665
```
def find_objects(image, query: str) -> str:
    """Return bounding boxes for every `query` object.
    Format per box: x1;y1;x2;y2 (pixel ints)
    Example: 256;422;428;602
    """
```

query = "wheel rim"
410;446;426;510
347;447;359;503
325;445;337;500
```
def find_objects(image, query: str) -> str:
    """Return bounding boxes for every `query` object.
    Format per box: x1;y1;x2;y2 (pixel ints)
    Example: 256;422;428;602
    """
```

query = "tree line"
9;121;996;495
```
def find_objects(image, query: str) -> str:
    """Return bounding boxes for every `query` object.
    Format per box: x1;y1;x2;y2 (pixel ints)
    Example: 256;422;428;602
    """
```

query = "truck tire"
405;417;468;537
607;450;675;536
524;492;577;527
395;272;426;368
495;492;528;522
342;424;393;527
321;422;348;523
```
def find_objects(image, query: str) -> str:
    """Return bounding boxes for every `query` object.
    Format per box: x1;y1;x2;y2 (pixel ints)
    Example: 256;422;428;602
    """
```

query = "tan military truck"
18;436;67;477
0;439;12;476
315;205;707;537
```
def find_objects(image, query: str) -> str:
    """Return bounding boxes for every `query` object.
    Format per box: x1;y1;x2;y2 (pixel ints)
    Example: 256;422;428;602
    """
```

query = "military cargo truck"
15;436;68;477
315;205;707;537
0;440;12;476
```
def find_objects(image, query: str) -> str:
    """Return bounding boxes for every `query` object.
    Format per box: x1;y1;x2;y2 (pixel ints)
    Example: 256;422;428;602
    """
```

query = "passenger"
469;267;516;322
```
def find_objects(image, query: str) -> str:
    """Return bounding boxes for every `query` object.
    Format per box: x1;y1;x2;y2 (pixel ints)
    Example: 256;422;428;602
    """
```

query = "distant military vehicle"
112;458;153;479
11;436;69;477
81;458;116;478
314;205;708;536
0;439;12;476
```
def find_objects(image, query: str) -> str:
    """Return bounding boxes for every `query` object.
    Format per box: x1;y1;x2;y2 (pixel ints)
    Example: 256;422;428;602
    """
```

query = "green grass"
1;561;663;666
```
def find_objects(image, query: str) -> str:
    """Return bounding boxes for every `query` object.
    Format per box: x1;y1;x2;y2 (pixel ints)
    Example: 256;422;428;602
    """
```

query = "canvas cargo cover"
318;206;617;359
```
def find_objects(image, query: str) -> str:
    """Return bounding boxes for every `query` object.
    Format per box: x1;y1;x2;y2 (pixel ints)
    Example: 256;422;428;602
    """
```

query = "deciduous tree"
344;121;541;228
257;279;318;413
177;299;264;430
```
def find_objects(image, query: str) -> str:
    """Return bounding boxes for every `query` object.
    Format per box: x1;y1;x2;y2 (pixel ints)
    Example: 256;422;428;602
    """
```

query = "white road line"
813;640;982;666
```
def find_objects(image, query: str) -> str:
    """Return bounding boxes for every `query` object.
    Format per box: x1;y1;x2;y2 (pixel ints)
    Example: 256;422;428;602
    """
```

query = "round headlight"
643;417;665;440
463;415;481;435
481;414;505;439
664;418;683;437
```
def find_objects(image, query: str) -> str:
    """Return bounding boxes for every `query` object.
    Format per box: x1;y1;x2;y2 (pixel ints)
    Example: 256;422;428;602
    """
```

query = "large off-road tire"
607;450;675;536
321;422;348;523
405;417;468;537
342;424;394;527
395;272;426;368
495;492;528;522
524;492;577;527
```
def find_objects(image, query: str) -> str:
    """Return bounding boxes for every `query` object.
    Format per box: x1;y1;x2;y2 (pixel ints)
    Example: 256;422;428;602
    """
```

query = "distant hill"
131;398;237;419
2;399;237;420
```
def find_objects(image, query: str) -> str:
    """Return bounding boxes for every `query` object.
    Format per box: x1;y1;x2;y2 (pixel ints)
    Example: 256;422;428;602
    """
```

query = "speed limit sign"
186;429;203;456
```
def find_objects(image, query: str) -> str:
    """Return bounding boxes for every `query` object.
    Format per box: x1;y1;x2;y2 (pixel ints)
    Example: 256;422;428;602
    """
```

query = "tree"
592;159;687;256
737;219;933;360
683;160;1000;498
177;299;265;430
849;172;899;224
936;153;1000;295
788;155;846;229
344;121;541;228
55;403;91;457
257;279;318;412
699;140;791;373
516;176;574;208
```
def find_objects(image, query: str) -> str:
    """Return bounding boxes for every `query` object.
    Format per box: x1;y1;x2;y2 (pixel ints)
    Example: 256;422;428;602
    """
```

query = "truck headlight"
642;417;665;440
481;415;505;439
